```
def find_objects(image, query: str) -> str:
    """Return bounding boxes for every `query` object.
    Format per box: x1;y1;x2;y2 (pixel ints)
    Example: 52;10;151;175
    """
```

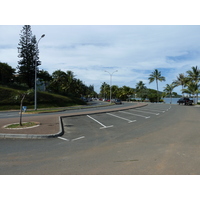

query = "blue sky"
1;1;200;95
1;25;200;94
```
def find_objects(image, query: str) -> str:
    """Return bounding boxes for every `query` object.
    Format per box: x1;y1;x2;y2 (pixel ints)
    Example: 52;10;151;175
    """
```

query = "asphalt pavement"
2;103;200;175
0;102;147;139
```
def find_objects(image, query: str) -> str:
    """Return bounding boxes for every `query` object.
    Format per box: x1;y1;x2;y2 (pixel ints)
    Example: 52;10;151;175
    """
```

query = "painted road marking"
58;137;69;141
136;108;166;113
131;109;159;115
58;136;85;142
119;111;150;119
72;136;85;141
87;115;113;129
167;106;172;111
107;113;136;123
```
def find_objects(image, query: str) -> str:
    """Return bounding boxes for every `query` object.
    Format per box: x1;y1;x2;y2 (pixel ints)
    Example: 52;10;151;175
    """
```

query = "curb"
0;103;147;139
0;116;64;139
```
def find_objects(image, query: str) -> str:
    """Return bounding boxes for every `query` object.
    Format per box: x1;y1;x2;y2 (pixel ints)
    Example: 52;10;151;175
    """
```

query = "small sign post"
22;106;27;112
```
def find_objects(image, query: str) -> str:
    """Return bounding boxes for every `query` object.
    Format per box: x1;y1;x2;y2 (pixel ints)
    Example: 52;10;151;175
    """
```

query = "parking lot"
60;104;172;143
2;103;200;175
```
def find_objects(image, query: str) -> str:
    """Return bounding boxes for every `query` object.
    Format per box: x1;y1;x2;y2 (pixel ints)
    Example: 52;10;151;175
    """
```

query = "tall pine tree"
17;25;39;88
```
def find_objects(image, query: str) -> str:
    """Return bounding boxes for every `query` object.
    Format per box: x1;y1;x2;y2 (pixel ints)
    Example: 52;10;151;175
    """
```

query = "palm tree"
136;81;146;91
186;66;200;103
186;66;200;83
100;82;109;99
136;81;147;101
182;82;200;103
65;70;76;94
118;86;134;100
163;83;176;104
173;73;188;97
74;79;85;96
50;70;67;94
111;85;119;99
148;69;166;102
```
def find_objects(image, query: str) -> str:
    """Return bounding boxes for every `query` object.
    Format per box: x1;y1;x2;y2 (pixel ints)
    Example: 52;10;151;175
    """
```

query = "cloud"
1;25;200;94
166;50;200;62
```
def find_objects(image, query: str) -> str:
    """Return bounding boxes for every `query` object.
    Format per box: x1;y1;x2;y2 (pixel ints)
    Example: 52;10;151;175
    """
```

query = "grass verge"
4;122;40;129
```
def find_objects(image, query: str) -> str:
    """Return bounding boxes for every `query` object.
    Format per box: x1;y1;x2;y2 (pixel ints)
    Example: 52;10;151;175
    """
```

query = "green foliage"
163;83;176;96
36;91;85;107
48;70;97;98
148;69;166;84
0;62;16;85
0;86;86;110
135;81;148;100
0;86;20;105
100;83;134;100
147;89;161;102
148;69;166;102
17;25;40;88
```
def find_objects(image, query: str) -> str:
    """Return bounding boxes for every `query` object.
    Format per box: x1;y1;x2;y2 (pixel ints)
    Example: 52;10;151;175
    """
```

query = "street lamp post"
105;70;118;103
34;34;45;111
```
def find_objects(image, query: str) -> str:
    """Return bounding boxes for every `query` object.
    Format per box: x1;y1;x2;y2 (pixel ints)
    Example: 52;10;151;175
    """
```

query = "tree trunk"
156;79;159;103
19;94;26;126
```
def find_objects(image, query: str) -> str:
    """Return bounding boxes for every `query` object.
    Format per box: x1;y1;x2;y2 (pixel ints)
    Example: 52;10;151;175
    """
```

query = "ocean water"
163;98;180;104
134;97;195;104
163;97;198;104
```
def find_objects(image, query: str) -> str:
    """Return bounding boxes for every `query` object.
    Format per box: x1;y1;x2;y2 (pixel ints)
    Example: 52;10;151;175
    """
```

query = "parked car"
177;97;193;105
80;97;88;102
114;99;122;104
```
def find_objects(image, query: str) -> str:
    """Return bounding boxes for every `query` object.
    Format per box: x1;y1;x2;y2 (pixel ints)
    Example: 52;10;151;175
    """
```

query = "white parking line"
72;136;85;141
167;106;171;111
87;115;113;129
131;109;160;115
119;111;150;119
135;108;165;113
58;136;85;142
58;137;69;141
107;113;136;123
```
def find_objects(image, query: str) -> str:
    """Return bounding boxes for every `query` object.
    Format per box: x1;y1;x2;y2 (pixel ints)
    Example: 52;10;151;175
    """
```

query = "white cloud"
1;25;200;94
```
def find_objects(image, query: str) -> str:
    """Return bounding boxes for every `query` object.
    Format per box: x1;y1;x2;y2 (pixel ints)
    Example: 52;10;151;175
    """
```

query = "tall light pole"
105;70;118;103
35;34;45;111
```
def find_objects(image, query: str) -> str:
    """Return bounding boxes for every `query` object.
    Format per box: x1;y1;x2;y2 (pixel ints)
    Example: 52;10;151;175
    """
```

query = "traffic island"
3;122;40;129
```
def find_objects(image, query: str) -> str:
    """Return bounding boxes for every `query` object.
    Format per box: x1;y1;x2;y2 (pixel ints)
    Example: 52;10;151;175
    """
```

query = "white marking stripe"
131;109;159;115
87;115;113;129
107;113;136;123
100;125;114;129
119;111;150;119
72;136;85;141
136;108;165;113
58;137;69;141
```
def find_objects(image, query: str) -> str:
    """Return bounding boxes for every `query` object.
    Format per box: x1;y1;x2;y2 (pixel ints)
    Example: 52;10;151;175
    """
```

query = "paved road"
1;103;200;174
0;111;19;118
0;100;110;119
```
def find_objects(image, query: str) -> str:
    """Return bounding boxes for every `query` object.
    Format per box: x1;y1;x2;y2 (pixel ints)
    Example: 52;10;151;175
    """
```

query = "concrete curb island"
0;102;147;139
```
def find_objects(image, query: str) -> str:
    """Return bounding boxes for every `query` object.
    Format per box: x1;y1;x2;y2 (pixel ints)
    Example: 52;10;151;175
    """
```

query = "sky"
1;1;200;95
1;25;200;94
